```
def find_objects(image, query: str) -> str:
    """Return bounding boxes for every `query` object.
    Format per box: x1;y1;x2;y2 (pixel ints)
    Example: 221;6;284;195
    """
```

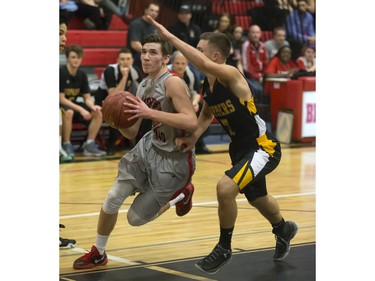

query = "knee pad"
102;188;124;214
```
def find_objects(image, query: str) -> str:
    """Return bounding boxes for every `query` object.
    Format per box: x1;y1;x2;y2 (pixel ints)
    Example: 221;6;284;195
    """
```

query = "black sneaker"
273;221;298;261
59;237;77;249
195;244;232;274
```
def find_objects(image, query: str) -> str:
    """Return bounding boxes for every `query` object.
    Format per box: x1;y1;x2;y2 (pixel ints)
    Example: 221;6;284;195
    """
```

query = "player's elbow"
185;118;198;132
196;60;211;73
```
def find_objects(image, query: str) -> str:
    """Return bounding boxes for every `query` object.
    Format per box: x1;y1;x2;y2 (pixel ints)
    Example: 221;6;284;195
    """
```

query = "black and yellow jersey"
202;78;279;155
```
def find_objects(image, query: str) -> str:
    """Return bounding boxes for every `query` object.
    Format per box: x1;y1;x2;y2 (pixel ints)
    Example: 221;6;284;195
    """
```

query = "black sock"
272;218;285;235
219;226;234;250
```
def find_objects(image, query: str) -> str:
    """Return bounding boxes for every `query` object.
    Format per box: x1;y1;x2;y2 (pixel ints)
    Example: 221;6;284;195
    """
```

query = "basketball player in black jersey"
148;16;298;274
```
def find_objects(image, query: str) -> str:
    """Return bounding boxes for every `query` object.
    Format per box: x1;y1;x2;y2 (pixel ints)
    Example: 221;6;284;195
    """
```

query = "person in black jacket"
169;4;201;49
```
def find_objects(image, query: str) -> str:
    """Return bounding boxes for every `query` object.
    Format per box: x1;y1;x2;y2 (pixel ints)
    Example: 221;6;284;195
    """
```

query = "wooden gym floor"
59;140;316;281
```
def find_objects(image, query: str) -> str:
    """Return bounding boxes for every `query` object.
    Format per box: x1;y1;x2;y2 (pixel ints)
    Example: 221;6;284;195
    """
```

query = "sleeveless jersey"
202;78;279;155
137;71;189;153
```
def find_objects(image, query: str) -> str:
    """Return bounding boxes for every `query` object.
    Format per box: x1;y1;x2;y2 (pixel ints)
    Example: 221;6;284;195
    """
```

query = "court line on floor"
70;247;216;281
60;191;315;220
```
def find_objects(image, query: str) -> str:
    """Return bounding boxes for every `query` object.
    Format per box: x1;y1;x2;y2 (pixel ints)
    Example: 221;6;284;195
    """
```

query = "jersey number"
221;118;235;137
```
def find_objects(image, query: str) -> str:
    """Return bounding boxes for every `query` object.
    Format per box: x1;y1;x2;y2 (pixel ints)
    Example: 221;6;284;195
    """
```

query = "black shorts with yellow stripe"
225;142;281;202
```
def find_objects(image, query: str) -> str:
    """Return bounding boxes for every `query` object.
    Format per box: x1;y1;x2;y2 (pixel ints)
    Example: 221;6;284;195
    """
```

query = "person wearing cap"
169;5;201;49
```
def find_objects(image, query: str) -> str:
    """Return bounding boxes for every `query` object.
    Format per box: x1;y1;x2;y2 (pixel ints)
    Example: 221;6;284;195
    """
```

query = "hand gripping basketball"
101;91;138;129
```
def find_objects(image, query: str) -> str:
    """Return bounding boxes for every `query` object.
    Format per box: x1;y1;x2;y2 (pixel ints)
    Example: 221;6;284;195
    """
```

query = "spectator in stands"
75;0;110;30
97;0;133;25
296;44;316;73
213;13;232;35
168;51;211;154
168;4;204;84
243;25;268;103
264;45;301;79
169;4;201;50
60;44;107;158
127;1;160;72
226;24;245;74
94;47;142;154
263;0;293;31
264;26;290;60
285;0;315;60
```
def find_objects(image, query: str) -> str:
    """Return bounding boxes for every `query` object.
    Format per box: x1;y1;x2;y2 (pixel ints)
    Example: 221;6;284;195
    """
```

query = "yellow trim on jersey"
257;134;277;156
239;97;257;114
233;160;254;190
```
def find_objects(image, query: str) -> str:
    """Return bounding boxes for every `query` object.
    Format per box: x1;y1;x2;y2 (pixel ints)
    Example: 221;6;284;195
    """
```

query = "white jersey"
137;70;190;153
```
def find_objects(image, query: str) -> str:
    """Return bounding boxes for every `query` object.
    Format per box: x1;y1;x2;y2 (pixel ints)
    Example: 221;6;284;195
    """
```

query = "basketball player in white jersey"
73;34;198;269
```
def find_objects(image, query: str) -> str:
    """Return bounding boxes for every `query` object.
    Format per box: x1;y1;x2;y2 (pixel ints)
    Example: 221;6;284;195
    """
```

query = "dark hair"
216;13;231;27
141;34;173;57
274;45;292;58
118;47;132;55
146;1;160;9
59;10;69;26
200;32;232;59
65;45;83;58
273;26;286;35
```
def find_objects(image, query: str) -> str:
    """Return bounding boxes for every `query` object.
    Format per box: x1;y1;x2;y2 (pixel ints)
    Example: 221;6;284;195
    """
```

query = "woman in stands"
213;13;232;35
264;45;301;79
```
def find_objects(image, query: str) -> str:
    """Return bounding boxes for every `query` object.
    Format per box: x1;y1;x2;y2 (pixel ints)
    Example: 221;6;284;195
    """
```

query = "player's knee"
64;109;74;120
92;110;102;119
216;178;237;203
127;209;148;226
102;189;123;214
127;208;157;226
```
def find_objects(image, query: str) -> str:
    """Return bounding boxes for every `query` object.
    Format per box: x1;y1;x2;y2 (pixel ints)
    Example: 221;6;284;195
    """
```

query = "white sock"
86;139;94;144
95;234;109;254
169;193;185;207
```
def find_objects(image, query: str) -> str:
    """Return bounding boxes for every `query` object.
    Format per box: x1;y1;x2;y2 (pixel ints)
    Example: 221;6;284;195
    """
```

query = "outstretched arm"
147;16;251;100
147;16;238;84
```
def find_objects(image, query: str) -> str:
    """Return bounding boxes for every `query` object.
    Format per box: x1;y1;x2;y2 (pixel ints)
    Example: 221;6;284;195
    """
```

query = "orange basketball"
101;91;138;129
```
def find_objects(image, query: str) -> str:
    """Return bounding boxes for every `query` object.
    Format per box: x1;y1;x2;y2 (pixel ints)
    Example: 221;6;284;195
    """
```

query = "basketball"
101;91;138;129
